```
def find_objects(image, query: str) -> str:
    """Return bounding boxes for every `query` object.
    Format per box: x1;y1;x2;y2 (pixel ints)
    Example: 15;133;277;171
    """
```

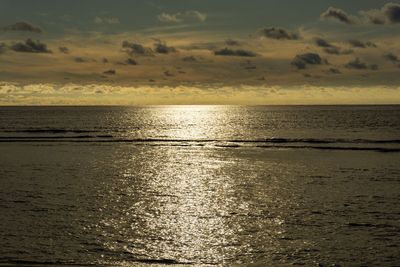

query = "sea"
0;105;399;267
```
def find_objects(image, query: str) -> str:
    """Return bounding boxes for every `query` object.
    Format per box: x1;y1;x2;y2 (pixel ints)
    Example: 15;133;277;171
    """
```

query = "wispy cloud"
158;10;207;23
320;7;356;25
93;16;120;25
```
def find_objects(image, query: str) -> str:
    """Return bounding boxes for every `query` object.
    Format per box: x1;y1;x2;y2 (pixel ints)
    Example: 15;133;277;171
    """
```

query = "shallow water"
0;106;399;266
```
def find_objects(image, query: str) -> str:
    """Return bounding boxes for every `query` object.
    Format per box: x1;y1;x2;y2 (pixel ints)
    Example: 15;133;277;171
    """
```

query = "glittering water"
0;106;399;266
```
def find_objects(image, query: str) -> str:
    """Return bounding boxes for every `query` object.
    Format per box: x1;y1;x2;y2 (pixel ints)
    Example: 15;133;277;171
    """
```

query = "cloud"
118;58;138;66
93;16;120;24
321;4;400;26
214;48;257;57
261;27;301;40
180;42;218;51
320;7;356;25
3;21;42;33
314;38;334;48
158;13;180;23
74;57;95;63
314;38;353;55
59;46;69;54
103;69;116;75
324;47;353;55
362;3;400;25
348;39;377;48
383;52;400;63
122;41;153;56
345;58;378;70
157;10;207;23
154;41;177;54
291;53;326;69
382;3;400;23
361;9;386;25
225;39;241;46
125;58;138;65
164;70;174;76
10;39;51;53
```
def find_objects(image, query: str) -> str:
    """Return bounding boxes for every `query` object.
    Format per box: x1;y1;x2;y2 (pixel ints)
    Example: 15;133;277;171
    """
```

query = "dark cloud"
383;53;400;63
261;27;301;40
125;58;138;65
103;69;116;75
314;38;334;48
291;53;326;70
348;40;377;48
3;22;42;33
320;7;355;24
118;58;138;65
345;58;378;70
225;39;241;46
324;47;353;55
164;70;174;76
74;57;95;63
180;42;218;51
154;41;177;54
59;46;69;54
122;41;153;56
383;3;400;24
345;58;367;69
362;3;400;25
314;38;352;55
214;48;257;57
10;39;51;53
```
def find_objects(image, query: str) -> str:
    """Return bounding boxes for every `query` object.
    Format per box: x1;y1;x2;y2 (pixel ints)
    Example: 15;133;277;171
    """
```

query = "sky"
1;0;400;105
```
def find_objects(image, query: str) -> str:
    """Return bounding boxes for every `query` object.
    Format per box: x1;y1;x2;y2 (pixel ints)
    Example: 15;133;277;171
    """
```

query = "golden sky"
1;0;400;104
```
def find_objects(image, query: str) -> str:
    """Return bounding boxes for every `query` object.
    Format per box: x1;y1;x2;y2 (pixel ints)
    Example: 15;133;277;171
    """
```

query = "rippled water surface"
0;106;399;266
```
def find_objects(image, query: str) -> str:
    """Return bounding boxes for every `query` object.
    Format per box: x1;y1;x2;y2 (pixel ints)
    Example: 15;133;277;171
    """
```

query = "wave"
0;135;113;139
0;138;399;152
0;260;98;266
256;145;400;153
1;129;100;134
0;136;399;144
0;258;192;266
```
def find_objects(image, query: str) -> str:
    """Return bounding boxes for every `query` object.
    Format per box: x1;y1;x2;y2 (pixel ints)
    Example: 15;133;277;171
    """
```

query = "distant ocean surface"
0;106;399;266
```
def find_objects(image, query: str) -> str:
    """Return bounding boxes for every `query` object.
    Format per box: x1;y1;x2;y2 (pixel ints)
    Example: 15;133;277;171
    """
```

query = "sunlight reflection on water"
90;107;313;265
145;105;227;140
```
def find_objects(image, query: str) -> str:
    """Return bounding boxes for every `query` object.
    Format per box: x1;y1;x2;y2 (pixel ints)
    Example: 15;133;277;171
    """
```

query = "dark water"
0;106;399;266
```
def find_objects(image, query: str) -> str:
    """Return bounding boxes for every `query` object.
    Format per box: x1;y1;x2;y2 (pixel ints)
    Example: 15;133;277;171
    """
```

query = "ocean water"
0;106;399;266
